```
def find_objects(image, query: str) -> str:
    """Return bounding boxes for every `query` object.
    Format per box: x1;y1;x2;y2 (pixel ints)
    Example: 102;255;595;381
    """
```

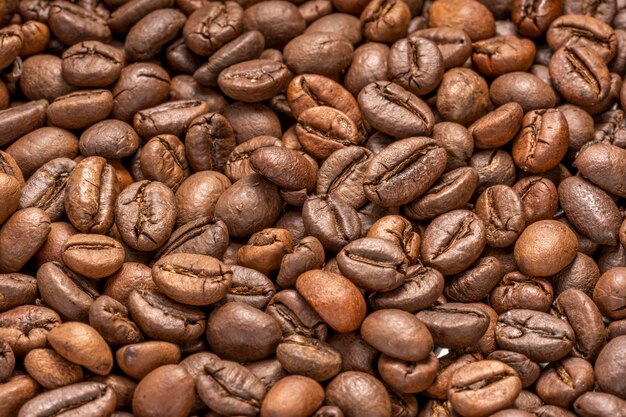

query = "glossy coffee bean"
132;365;195;417
48;322;113;376
18;382;116;417
23;348;83;389
261;375;324;417
326;372;391;417
416;303;490;349
89;295;143;346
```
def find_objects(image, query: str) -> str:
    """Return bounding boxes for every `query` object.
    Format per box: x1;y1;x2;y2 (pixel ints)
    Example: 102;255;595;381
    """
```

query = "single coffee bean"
237;228;293;275
108;0;174;33
48;322;113;375
326;371;391;417
295;106;359;159
23;348;83;389
276;334;342;381
139;134;190;192
421;209;487;275
575;142;626;198
366;215;419;264
472;35;536;77
116;341;181;380
251;146;316;191
0;305;61;356
404;167;478;221
283;32;353;77
361;309;433;361
594;336;626;399
445;256;502;302
490;272;553;314
218;59;291;103
20;54;75;102
469;103;524;149
183;2;243;56
102;263;157;305
448;360;521;417
46;90;113;130
112;63;171;122
132;365;195;417
37;261;99;322
416;303;490;349
296;270;366;333
574;392;626;417
18;382;116;417
181;352;266;416
489;72;557;113
487;350;541;388
133;100;210;139
18;158;76;222
547;14;617;62
0;24;22;71
261;375;324;417
0;208;51;273
536;357;594;408
387;36;444;96
512;0;562;37
496;309;575;362
512;176;558;224
315;146;372;209
115;180;176;251
474;185;526;248
358;81;435;138
125;9;186;61
378;352;438;394
363;137;447;207
436;68;491;126
360;0;410;43
337;237;407;292
215;174;283;239
206;302;281;362
302;194;361;253
226;265;275;310
170;75;228;111
157;216;229;260
514;220;578;277
89;295;143;346
61;234;124;279
128;289;206;343
0;100;48;147
593;267;626;320
344;42;390;96
0;274;38;313
65;156;119;234
152;253;232;306
48;1;111;45
266;289;327;340
0;337;15;383
61;40;125;87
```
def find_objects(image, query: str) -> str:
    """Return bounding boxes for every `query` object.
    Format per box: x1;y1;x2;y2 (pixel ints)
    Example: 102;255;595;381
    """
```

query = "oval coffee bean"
48;322;113;376
575;143;626;198
296;106;359;159
416;303;490;349
62;234;124;279
474;185;526;248
132;365;196;417
218;59;291;102
18;382;116;417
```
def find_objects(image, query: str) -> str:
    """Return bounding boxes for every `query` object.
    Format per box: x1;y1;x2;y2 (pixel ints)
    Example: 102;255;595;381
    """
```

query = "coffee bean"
276;334;342;381
23;348;83;389
490;272;553;314
125;9;186;61
387;36;444;96
416;303;490;349
296;106;359;159
48;322;113;375
472;35;536;77
436;68;491;126
360;0;410;43
574;392;626;417
219;59;291;103
0;100;48;147
183;2;243;56
326;371;391;417
575;142;626;198
0;274;38;313
132;365;195;417
18;382;116;417
156;216;230;259
490;72;557;113
89;295;143;346
593;267;626;320
116;341;181;380
48;1;111;45
594;336;626;399
261;375;324;417
284;32;353;77
0;208;51;273
547;14;617;62
535;357;595;408
487;350;541;388
112;63;171;122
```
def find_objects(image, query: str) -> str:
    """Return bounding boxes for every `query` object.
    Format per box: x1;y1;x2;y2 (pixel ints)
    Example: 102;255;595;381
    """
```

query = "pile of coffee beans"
2;0;626;416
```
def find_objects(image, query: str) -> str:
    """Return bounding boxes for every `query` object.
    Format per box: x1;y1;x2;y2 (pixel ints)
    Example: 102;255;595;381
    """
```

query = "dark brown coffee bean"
261;375;324;417
242;1;305;48
65;156;119;234
132;365;195;417
299;0;333;24
344;43;390;97
218;59;291;103
436;68;491;126
411;27;472;70
366;215;419;264
0;100;48;147
421;209;487;275
276;334;342;381
302;194;361;253
116;341;180;380
416;303;490;349
295;106;359;159
387;36;444;96
19;382;116;417
448;360;521;417
0;305;61;356
549;45;611;107
547;14;617;62
237;228;293;275
20;54;75;102
170;75;228;111
470;149;517;196
472;35;536;78
128;289;206;342
474;185;525;248
108;0;174;34
360;0;410;43
496;309;575;362
490;272;553;314
48;1;111;45
593;267;626;320
112;63;171;122
115;180;176;251
512;176;558;225
469;103;524;150
193;31;265;87
156;216;229;261
266;289;327;341
276;236;325;289
207;301;281;362
0;24;22;72
487;350;541;388
575;143;626;198
183;2;243;56
574;392;626;417
512;0;562;37
134;100;210;139
185;113;237;173
514;220;578;277
427;0;496;41
445;256;501;302
593;336;626;399
0;337;15;383
18;158;75;222
89;295;143;346
0;274;38;313
359;81;435;138
0;208;51;273
559;176;621;245
305;13;362;45
79;120;140;159
139;134;190;192
251;146;316;191
315;146;372;209
0;374;40;417
490;72;557;113
553;252;601;297
224;102;282;144
24;348;83;389
62;40;125;87
326;371;392;417
284;32;353;77
61;234;124;279
125;9;185;61
215;174;283;238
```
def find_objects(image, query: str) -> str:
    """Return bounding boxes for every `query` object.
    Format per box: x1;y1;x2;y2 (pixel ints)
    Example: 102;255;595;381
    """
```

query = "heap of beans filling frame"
2;0;626;416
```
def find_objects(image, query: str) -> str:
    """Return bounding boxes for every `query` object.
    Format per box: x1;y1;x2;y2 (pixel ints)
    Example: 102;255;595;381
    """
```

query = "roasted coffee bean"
183;2;244;56
46;90;113;130
0;274;38;313
295;106;359;159
156;216;229;260
490;272;553;314
326;372;391;417
251;147;316;191
344;42;390;96
24;348;84;389
445;256;502;302
170;75;228;111
360;0;410;43
512;0;562;37
18;382;116;417
48;1;111;45
358;81;435;138
89;295;143;346
490;72;556;113
437;68;491;126
575;142;626;198
128;289;206;343
152;253;232;306
536;357;594;408
115;180;176;251
266;289;327;340
226;265;275;310
0;100;48;148
180;352;266;416
302;194;361;253
547;14;617;62
474;185;525;248
448;360;521;417
65;157;119;235
139;134;190;191
284;32;353;77
337;237;407;292
315;146;372;209
0;208;51;273
514;220;578;277
0;337;15;383
276;237;325;289
61;234;124;279
416;303;490;349
594;336;626;399
132;365;195;417
512;176;558;224
469;103;524;150
134;100;210;139
261;375;324;417
496;309;575;362
116;341;180;380
125;9;186;61
206;302;281;362
363;137;447;207
112;63;171;122
218;59;291;103
276;334;342;381
17;158;75;222
224;102;282;144
472;35;536;77
215;174;283;239
79;120;139;159
593;267;626;320
574;392;626;417
48;322;113;375
387;36;444;96
487;350;540;388
0;305;61;356
20;54;75;102
103;263;157;305
61;41;125;87
421;209;487;275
